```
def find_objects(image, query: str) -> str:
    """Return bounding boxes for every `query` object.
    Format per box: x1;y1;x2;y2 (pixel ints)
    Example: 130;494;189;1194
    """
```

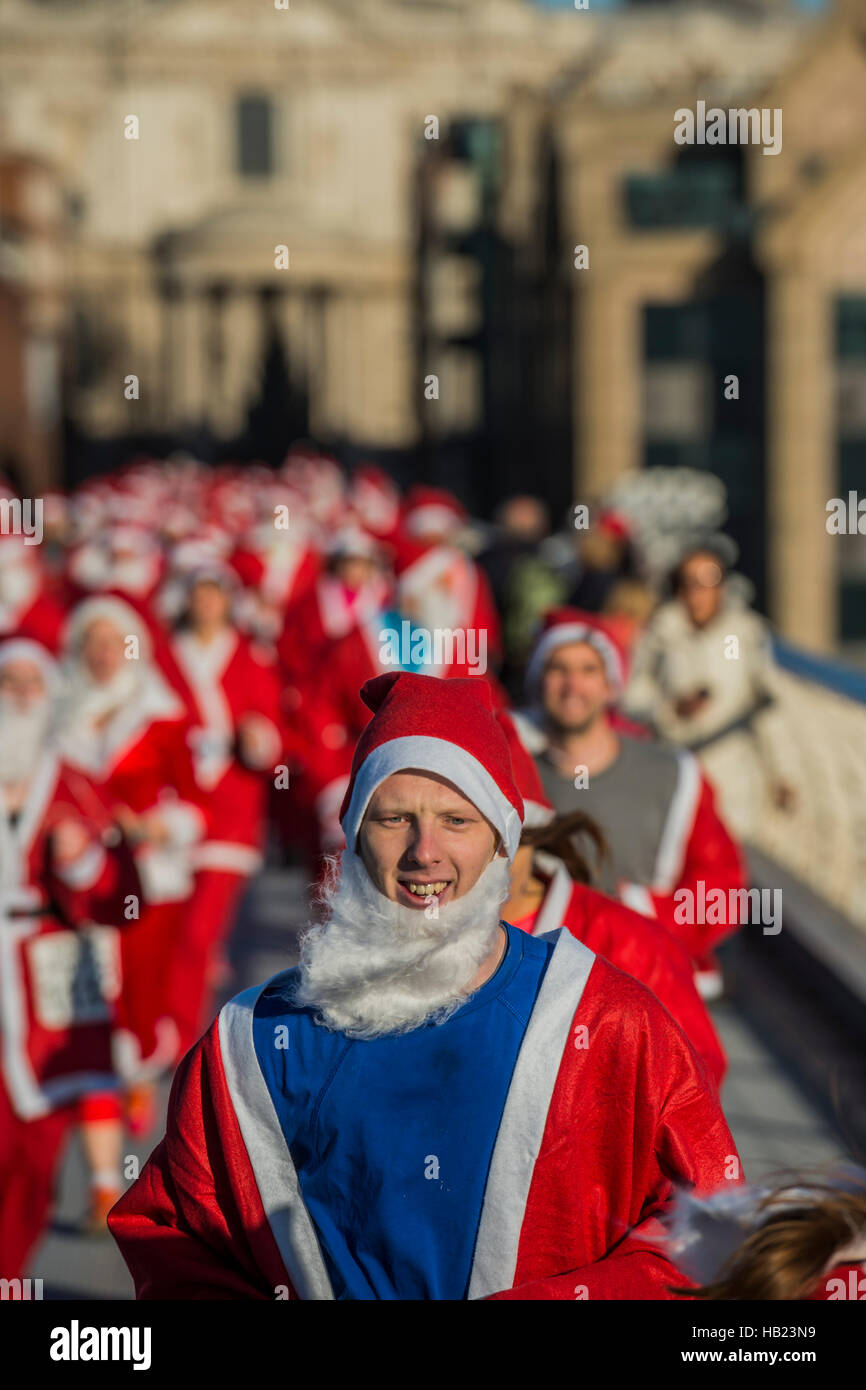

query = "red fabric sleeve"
648;776;747;959
43;770;142;929
571;886;727;1087
108;1024;296;1300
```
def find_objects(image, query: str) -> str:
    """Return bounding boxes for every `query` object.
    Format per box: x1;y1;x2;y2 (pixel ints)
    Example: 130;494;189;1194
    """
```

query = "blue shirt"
252;921;553;1300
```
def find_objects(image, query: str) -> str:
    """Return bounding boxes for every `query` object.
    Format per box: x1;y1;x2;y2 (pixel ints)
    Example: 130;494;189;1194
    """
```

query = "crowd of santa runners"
1;444;845;1297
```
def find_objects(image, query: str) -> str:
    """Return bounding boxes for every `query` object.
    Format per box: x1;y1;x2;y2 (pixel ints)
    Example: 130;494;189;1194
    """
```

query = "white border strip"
341;733;522;860
218;980;335;1301
530;862;573;937
652;751;701;892
467;927;596;1299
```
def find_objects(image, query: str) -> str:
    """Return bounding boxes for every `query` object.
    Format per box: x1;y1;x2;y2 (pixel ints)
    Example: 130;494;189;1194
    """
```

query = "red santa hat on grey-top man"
294;670;523;1038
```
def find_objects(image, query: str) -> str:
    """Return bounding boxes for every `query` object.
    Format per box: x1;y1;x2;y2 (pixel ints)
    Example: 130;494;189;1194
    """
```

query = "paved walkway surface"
28;870;852;1299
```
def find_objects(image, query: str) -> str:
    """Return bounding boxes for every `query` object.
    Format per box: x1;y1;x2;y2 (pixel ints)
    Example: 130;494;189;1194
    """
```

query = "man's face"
678;552;725;627
81;619;126;684
189;580;230;627
358;770;499;912
0;660;46;712
540;641;613;735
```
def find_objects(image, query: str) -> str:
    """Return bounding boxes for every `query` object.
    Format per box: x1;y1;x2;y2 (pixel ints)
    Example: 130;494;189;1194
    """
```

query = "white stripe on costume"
218;979;336;1301
620;881;656;918
467;926;596;1300
652;751;701;893
193;842;263;876
530;861;573;937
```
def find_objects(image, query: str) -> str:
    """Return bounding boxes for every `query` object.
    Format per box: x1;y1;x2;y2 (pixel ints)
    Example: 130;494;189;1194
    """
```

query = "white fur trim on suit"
651;751;701;893
219;979;336;1300
620;881;656;919
467;927;596;1299
193;842;262;876
341;734;523;861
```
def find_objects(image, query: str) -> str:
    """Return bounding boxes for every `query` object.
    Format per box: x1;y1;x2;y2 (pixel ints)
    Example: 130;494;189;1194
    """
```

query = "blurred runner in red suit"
55;597;207;1140
0;640;141;1262
160;565;284;1053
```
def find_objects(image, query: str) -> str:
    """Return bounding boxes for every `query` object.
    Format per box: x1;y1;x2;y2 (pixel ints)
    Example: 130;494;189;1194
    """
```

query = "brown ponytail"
519;810;608;886
680;1183;866;1301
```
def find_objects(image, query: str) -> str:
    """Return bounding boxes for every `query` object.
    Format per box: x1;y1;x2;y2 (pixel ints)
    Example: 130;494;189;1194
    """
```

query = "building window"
236;95;274;178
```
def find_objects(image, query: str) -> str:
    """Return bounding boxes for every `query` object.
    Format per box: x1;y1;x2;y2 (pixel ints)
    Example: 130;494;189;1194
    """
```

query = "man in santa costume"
513;609;746;999
496;710;727;1087
275;526;391;865
0;640;140;1271
161;565;284;1054
55;597;208;1135
109;671;740;1300
0;536;66;654
292;545;508;863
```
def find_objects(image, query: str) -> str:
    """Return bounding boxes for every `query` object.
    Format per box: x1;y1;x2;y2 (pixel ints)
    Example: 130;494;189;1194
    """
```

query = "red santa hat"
350;465;400;539
325;524;381;562
525;608;626;699
339;672;524;860
402;486;467;541
495;710;553;829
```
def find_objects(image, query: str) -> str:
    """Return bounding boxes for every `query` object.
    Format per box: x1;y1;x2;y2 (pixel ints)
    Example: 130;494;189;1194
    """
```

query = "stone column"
574;272;642;501
765;269;835;651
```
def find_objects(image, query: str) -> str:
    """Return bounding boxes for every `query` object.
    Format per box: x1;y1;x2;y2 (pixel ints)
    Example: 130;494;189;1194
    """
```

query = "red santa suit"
161;621;283;1053
108;930;740;1300
0;753;140;1277
58;601;207;1081
230;518;319;644
276;552;390;863
496;709;727;1085
516;865;726;1087
109;670;741;1301
0;540;66;654
394;537;502;677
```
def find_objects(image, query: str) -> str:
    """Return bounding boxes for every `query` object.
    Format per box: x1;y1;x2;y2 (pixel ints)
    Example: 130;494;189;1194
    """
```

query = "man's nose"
406;822;441;866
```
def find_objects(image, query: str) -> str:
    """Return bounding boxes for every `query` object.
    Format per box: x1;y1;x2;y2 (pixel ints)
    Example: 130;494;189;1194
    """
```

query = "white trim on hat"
341;734;523;861
405;504;462;538
525;623;623;697
521;799;554;829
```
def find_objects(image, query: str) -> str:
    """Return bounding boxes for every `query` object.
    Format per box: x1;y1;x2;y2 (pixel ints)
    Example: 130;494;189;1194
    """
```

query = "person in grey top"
512;609;745;998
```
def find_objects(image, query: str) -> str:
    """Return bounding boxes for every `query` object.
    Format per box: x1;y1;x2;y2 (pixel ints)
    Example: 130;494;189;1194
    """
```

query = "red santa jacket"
162;628;283;874
0;753;140;1119
108;929;741;1300
615;763;746;961
512;714;745;963
516;864;727;1087
0;590;66;655
61;676;208;907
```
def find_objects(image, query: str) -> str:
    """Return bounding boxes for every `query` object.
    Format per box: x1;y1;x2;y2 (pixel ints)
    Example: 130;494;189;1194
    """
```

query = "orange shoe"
125;1081;157;1137
83;1185;122;1236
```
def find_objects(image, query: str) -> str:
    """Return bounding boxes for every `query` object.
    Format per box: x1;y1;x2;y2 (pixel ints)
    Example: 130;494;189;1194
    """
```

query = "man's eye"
445;816;467;826
380;815;406;824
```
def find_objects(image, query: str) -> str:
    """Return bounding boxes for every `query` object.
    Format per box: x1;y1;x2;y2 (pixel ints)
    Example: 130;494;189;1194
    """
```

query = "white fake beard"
54;662;142;766
294;851;511;1040
0;696;52;785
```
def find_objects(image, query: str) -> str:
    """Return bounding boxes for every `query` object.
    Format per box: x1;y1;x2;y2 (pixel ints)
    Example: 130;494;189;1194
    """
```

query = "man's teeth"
405;882;447;897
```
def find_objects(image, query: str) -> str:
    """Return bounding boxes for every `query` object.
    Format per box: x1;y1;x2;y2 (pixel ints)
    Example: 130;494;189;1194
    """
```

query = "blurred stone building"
499;0;866;651
1;0;863;652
